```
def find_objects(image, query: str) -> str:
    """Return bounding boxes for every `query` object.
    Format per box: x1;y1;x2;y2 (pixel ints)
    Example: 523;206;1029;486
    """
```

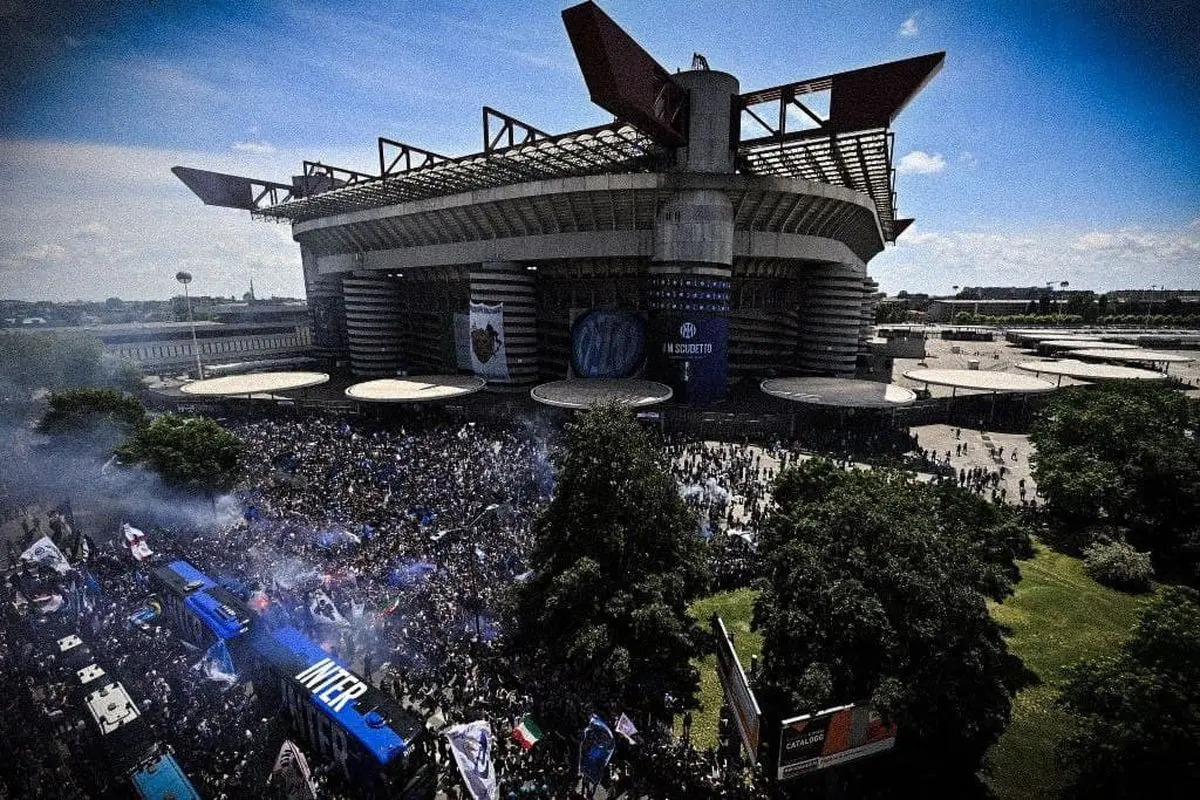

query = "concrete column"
301;247;348;366
342;270;405;377
647;69;739;406
796;262;867;376
468;262;538;386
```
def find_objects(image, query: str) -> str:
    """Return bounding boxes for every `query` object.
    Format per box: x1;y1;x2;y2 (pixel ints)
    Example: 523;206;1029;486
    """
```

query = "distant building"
30;319;313;375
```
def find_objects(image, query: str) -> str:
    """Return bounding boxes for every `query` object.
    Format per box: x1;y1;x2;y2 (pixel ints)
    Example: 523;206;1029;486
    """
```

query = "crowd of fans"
1;407;959;799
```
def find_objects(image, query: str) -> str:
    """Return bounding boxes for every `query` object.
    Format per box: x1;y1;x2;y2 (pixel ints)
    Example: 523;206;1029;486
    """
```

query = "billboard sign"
650;314;728;406
570;310;646;378
713;616;761;762
776;704;897;781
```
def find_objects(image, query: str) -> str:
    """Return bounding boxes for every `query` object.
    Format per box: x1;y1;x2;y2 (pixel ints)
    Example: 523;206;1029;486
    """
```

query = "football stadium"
174;1;943;407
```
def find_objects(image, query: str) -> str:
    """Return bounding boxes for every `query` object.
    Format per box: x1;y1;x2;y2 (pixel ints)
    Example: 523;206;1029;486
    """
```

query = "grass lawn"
679;587;762;750
983;540;1151;800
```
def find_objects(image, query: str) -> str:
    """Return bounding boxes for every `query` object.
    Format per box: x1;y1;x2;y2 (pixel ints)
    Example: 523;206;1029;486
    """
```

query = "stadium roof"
1016;360;1170;382
530;379;673;409
175;3;941;244
760;377;916;408
180;371;329;396
345;375;486;403
1071;348;1192;365
904;368;1056;393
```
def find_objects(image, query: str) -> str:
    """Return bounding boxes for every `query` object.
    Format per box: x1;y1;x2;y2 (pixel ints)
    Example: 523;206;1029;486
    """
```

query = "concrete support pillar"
342;270;405;377
468;262;538;386
647;69;740;406
796;263;867;376
302;247;348;366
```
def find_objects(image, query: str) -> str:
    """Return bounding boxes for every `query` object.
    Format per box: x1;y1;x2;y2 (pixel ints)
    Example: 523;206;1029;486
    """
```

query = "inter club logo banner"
570;309;646;378
469;302;509;381
650;314;729;405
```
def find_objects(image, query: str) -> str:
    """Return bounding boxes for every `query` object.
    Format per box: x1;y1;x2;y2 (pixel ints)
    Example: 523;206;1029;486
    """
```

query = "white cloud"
233;140;277;155
877;222;1200;294
897;150;946;175
0;139;320;301
958;151;979;168
899;13;920;38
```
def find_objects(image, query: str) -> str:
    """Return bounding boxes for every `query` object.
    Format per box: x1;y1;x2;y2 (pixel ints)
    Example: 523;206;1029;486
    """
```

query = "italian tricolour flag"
512;714;544;750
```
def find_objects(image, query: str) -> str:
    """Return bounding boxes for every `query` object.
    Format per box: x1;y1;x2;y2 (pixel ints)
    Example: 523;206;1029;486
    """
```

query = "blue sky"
1;0;1196;300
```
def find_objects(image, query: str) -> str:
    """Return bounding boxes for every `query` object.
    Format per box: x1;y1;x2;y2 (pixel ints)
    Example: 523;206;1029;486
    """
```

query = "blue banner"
571;310;646;378
649;313;729;406
578;714;616;787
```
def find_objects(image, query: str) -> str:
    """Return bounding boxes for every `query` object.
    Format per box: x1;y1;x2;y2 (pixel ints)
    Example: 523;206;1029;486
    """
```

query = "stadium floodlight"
176;271;204;379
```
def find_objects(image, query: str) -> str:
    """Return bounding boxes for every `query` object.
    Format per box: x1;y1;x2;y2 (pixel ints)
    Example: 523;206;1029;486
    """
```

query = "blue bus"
130;752;202;800
249;626;435;798
151;560;252;656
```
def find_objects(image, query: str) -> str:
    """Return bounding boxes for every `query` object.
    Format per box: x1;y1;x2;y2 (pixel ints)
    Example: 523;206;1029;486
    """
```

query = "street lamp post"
175;271;204;379
1146;285;1159;328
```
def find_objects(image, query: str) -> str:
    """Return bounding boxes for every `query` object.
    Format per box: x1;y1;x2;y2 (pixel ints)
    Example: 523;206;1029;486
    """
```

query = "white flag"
21;536;72;574
121;523;154;562
309;590;350;627
444;720;499;800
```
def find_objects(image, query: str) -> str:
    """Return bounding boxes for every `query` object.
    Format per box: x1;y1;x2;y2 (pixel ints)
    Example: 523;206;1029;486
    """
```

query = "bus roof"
184;586;251;640
131;753;201;800
154;561;216;595
268;626;421;765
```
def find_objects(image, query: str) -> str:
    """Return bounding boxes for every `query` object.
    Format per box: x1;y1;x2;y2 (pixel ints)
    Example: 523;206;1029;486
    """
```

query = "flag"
578;714;616;787
309;590;349;627
121;523;153;562
512;714;543;751
444;720;499;800
268;740;318;800
378;595;402;618
615;713;639;744
195;639;238;687
21;536;72;574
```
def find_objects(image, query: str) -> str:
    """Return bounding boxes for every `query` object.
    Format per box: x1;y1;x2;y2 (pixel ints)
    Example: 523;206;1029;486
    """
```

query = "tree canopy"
38;388;147;436
1030;383;1200;583
753;460;1032;796
1057;586;1200;799
511;403;708;723
116;413;242;493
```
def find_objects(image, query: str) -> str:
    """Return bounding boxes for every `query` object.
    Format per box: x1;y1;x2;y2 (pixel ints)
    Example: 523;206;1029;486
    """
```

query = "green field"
984;541;1150;800
680;587;762;749
682;543;1148;796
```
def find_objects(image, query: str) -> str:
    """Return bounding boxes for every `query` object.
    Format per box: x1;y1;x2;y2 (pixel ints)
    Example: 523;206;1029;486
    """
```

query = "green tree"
1030;383;1200;583
511;403;708;723
754;460;1031;796
1057;587;1200;799
38;388;147;436
116;413;242;493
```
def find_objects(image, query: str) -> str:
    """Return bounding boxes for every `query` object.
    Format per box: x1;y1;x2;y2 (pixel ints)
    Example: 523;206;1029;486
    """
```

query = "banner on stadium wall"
469;302;508;381
445;720;499;800
569;309;646;378
776;704;897;781
649;314;729;405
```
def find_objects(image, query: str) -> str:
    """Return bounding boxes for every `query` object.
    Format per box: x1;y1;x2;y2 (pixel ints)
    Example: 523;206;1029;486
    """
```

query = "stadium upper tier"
249;121;902;242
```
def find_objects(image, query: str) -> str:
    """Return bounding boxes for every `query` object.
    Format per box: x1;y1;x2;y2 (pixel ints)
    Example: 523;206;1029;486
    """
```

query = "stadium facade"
174;2;942;407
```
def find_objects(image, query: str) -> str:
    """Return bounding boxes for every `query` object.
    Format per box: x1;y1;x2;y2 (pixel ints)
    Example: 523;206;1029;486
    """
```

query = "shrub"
1083;539;1155;592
